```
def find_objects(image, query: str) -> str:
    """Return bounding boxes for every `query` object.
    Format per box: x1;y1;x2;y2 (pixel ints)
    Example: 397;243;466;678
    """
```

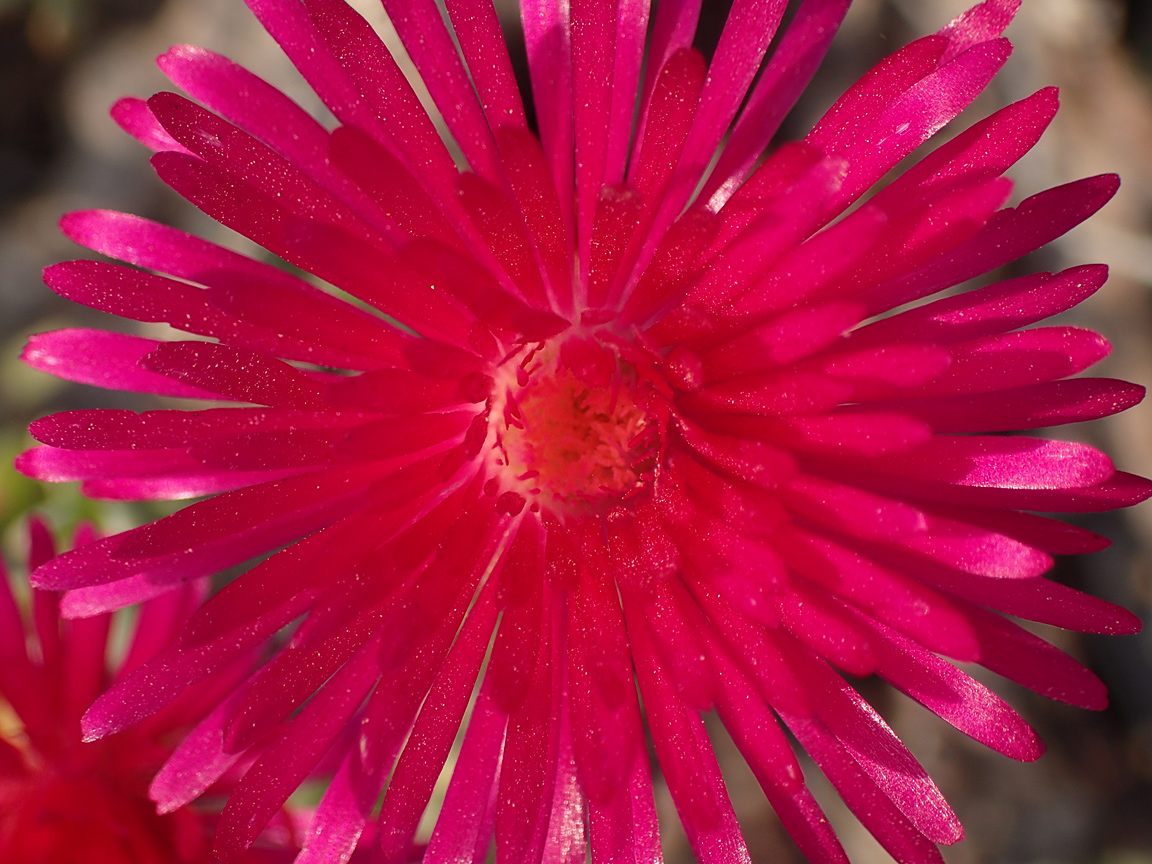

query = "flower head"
17;0;1151;862
0;518;300;863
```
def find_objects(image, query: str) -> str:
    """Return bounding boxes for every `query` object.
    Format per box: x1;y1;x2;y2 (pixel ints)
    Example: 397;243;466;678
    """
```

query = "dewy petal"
940;0;1021;61
17;445;206;484
569;0;622;289
380;0;502;182
58;211;408;368
422;684;507;864
868;86;1059;213
635;0;700;146
859;616;1044;761
34;466;386;597
863;174;1120;313
45;259;400;370
150;678;253;813
807;35;949;158
521;0;575;230
445;0;528;131
779;641;963;845
22;329;231;399
660;0;788;213
784;710;948;864
628;602;752;864
111;96;192;154
824;39;1013;216
147;90;391;246
709;647;849;864
215;631;385;862
850;264;1108;349
373;580;500;864
961;602;1109;710
603;0;651;186
158;44;331;172
704;0;852;208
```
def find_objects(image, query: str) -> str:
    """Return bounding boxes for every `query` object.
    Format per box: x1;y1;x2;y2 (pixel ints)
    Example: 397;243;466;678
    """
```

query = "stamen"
500;344;654;513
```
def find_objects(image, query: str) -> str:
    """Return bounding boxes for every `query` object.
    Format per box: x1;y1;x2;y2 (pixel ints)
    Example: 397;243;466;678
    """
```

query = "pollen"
503;364;650;509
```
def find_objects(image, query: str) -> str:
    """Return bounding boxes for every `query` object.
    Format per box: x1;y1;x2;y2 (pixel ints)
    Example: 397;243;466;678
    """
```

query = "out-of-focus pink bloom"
16;0;1150;862
0;518;300;863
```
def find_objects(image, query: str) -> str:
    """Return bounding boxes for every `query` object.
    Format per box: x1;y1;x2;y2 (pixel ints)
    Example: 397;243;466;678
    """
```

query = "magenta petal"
379;0;501;182
871;434;1114;491
585;750;662;864
147;153;479;344
214;632;383;862
296;676;424;864
808;34;946;157
629;609;751;864
603;0;652;186
863;174;1120;313
23;329;230;399
148;90;385;245
852;265;1108;349
864;378;1146;434
660;0;788;221
444;0;528;133
520;0;575;230
495;612;558;863
851;537;1142;635
871;86;1058;212
61;612;110;725
140;341;329;408
785;710;949;864
59;210;407;364
158;44;330;171
570;0;618;285
862;617;1044;760
117;580;204;680
35;466;384;595
81;468;315;502
782;643;963;845
17;446;202;483
150;679;253;813
156;43;403;240
962;602;1110;709
423;685;507;864
711;649;849;864
827;38;1012;214
705;0;851;207
329;125;462;250
110;96;191;154
61;574;197;619
302;0;459;201
939;0;1020;61
373;584;500;864
540;688;588;864
0;559;29;667
778;526;981;661
635;0;701;154
566;572;644;799
44;258;398;370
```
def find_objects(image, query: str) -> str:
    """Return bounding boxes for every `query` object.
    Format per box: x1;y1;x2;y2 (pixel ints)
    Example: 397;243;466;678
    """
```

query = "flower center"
498;340;656;514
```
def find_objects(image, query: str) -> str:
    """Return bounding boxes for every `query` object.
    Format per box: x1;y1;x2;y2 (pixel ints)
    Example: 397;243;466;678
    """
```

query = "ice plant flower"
16;0;1152;861
0;518;300;863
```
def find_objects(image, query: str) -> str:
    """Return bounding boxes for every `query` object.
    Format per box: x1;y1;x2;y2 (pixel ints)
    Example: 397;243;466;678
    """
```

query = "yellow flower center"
497;340;654;514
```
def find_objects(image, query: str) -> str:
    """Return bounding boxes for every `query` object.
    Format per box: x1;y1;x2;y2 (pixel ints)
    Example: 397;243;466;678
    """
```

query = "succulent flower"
0;518;300;863
18;1;1149;862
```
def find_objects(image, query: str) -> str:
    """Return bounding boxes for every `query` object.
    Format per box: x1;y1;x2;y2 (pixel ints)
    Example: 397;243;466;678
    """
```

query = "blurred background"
0;0;1150;861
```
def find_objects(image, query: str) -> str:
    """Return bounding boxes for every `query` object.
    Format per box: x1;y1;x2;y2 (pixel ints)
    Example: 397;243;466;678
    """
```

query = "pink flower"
17;0;1151;861
0;519;300;863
